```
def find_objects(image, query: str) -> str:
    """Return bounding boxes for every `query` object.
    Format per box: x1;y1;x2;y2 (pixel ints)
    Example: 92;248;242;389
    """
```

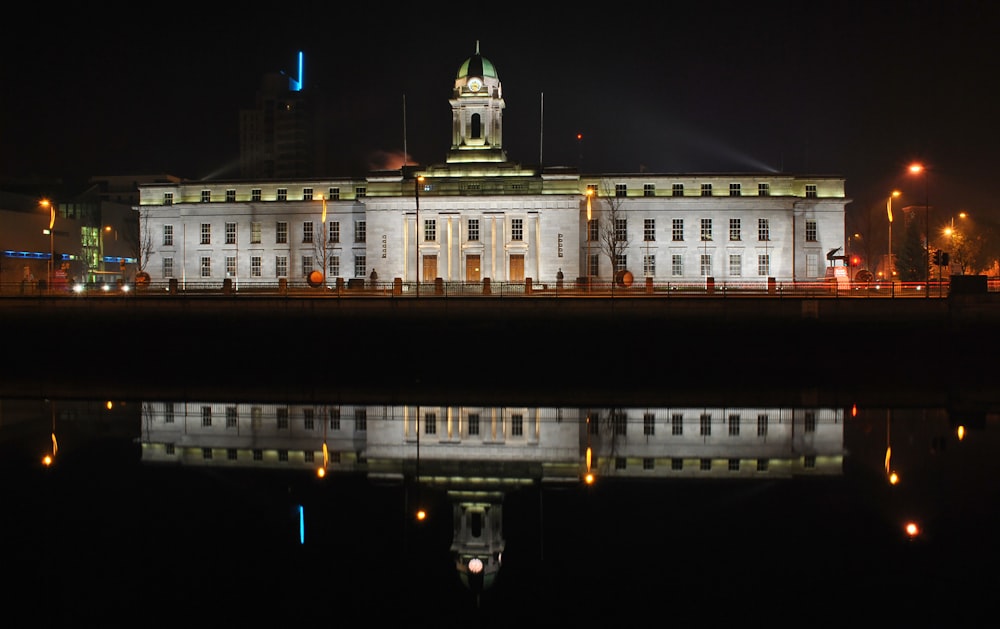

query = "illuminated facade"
137;46;849;288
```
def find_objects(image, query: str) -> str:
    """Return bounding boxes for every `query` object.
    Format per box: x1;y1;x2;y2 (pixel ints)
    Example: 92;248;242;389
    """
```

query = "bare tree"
595;179;631;282
126;208;155;275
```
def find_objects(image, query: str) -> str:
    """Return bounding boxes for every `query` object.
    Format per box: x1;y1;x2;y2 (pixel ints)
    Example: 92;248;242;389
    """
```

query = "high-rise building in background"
239;52;326;180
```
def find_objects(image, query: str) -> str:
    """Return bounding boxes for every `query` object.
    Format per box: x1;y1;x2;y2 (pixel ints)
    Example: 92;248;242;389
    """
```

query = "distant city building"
239;51;327;180
139;46;849;288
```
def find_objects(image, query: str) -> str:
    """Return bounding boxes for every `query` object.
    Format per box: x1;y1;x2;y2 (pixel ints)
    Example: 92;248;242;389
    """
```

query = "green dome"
456;42;498;80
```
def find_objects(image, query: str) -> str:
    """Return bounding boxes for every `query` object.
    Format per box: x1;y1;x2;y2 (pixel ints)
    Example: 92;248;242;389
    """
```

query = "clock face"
468;78;482;92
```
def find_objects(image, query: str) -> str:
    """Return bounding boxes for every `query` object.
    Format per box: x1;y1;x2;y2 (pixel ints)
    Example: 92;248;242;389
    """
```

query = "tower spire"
476;40;480;54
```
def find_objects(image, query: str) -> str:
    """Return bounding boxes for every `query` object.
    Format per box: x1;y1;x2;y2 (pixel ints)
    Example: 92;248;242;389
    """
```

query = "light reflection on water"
2;391;998;624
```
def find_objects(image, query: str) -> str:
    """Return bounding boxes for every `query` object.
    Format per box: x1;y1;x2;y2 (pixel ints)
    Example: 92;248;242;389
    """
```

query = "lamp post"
101;225;113;275
908;163;930;297
585;188;593;292
943;211;967;274
887;190;900;281
414;175;424;297
39;198;55;289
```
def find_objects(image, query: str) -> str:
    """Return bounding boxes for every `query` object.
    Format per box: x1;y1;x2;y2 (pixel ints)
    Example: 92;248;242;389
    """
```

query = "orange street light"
39;198;56;288
908;163;931;297
887;191;901;280
585;187;594;291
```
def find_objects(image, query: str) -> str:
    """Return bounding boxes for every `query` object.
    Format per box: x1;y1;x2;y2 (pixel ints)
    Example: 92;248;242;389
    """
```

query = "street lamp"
39;198;55;288
585;187;594;292
414;175;424;297
101;225;113;275
908;163;930;297
943;211;968;274
887;190;901;281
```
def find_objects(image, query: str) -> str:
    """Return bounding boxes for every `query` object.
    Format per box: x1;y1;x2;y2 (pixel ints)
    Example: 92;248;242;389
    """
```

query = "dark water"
3;385;998;625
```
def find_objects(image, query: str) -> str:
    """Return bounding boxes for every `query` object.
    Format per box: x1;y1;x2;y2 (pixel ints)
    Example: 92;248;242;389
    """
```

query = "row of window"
596;411;819;436
592;253;774;277
164;183;822;205
167;217;818;247
617;456;818;472
162;254;367;279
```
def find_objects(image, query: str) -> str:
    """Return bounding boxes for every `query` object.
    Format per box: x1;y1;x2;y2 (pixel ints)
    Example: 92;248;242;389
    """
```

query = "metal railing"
3;276;994;298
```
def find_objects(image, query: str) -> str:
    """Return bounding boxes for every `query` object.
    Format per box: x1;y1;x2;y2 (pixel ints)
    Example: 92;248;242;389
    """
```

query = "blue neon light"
288;51;304;92
298;504;305;544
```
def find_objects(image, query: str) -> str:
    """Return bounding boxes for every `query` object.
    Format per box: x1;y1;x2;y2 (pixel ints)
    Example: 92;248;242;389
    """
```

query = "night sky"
2;1;997;226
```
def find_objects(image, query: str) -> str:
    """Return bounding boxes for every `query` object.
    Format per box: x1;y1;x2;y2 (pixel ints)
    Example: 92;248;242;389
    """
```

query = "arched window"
470;113;482;139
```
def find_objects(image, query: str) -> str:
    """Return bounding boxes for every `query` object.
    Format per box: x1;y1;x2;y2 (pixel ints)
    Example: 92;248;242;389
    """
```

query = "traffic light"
932;250;941;265
942;252;950;266
850;255;861;266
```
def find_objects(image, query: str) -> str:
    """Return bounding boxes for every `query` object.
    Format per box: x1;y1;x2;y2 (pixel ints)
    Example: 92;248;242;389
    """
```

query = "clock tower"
447;41;507;163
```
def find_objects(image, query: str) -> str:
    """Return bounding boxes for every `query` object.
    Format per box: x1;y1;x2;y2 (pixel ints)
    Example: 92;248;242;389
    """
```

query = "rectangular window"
163;192;173;206
805;220;817;242
201;190;211;203
757;414;769;436
277;188;287;201
614;218;627;242
643;183;655;197
250;222;261;244
758;182;770;197
355;186;367;199
615;254;627;272
275;255;287;277
164;402;174;424
225;222;236;245
329;407;341;430
200;223;211;245
225;189;236;202
757;459;769;471
643;413;655;436
354;255;366;277
700;414;711;436
468;218;479;241
251;188;261;202
643;218;655;242
424;219;436;242
202;448;213;460
672;183;684;197
728;459;740;471
277;408;289;429
804;455;816;469
329;221;340;243
758;218;770;241
729;218;741;241
425;412;437;435
729;254;742;276
671;413;683;435
728;414;740;436
276;222;288;244
226;256;236;277
671;458;683;470
511;218;524;241
512;413;524;436
303;408;315;430
700;254;711;276
355;220;366;243
729;183;741;197
201;406;212;427
805;184;817;198
355;408;367;431
700;218;712;241
302;256;313;276
643;254;655;276
758;254;770;276
588;253;598;277
643;458;655;470
303;221;314;244
200;256;211;277
588;219;598;242
615;183;627;197
163;257;173;278
303;187;313;201
251;256;261;277
329;255;340;277
328;187;340;201
468;413;480;436
701;183;712;197
804;411;817;433
226;406;237;428
163;225;173;246
672;219;684;241
807;252;819;277
671;254;683;276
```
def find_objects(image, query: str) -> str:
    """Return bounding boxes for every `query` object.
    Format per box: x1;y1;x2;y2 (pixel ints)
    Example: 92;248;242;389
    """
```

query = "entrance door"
509;255;524;281
422;255;437;282
466;255;481;282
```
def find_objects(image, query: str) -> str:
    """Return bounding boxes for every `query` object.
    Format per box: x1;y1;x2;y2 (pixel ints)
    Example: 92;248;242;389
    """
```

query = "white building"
136;45;849;290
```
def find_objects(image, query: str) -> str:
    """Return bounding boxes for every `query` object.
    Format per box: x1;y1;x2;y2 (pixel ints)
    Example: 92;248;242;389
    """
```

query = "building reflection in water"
138;400;845;594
